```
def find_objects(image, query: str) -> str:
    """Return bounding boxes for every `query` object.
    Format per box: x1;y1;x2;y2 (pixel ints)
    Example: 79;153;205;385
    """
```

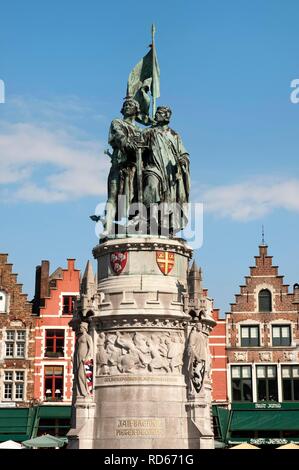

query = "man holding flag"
127;24;160;124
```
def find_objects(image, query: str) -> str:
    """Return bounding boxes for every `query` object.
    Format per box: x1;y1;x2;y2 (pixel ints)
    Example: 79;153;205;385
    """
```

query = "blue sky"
1;0;299;314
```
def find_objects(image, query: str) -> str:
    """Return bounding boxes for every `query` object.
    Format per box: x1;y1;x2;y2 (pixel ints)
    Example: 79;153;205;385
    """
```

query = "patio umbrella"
230;442;260;449
22;434;67;449
0;440;24;449
277;443;299;449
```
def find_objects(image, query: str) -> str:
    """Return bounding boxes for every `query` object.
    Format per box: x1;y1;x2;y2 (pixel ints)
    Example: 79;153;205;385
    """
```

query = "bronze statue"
142;106;190;232
102;97;140;236
94;29;191;239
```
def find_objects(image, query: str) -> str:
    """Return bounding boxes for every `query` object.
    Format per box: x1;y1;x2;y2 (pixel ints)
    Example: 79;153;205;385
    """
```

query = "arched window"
259;289;272;312
0;291;7;313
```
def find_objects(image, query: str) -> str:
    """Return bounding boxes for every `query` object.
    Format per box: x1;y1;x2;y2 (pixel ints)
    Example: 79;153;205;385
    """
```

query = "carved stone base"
68;400;96;449
69;237;215;449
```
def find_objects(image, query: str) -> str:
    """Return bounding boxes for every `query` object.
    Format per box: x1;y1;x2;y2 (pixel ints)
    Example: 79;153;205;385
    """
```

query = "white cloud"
0;96;109;203
199;178;299;221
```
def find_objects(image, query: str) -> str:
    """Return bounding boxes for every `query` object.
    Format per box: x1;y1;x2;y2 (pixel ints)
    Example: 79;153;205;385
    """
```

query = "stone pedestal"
70;236;215;449
67;400;96;449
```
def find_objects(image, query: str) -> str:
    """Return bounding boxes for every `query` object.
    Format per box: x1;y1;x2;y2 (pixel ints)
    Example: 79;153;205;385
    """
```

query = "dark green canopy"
231;410;299;431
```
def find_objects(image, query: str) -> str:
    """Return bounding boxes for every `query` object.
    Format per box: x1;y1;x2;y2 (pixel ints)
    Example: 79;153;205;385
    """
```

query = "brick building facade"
224;243;299;445
226;243;299;404
209;306;227;404
187;262;228;404
32;259;80;405
0;254;34;407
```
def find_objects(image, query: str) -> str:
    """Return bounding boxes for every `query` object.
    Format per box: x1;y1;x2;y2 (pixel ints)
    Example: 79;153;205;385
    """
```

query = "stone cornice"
93;237;193;259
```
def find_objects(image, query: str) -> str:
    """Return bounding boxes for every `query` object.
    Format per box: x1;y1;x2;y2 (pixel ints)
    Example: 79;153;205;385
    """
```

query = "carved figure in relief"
106;334;121;373
74;322;94;397
186;320;207;395
115;331;146;373
133;332;152;366
147;335;170;372
96;330;185;375
165;335;184;372
96;332;109;375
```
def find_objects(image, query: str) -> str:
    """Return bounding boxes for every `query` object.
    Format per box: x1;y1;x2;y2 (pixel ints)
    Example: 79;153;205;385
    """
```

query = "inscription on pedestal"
97;374;184;386
115;418;165;438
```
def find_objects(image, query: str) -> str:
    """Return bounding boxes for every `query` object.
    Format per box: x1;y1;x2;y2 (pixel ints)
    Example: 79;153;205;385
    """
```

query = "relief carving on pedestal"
96;331;184;375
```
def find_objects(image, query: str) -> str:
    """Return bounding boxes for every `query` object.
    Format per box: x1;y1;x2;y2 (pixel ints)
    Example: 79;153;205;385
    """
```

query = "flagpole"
151;23;156;120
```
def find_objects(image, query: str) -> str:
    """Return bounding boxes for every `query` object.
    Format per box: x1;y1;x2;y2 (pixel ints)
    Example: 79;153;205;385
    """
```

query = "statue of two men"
102;98;190;237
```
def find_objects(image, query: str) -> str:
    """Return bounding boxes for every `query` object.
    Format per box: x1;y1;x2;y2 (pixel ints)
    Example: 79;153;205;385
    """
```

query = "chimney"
259;244;268;257
293;284;299;304
67;258;75;271
32;260;49;314
40;260;50;299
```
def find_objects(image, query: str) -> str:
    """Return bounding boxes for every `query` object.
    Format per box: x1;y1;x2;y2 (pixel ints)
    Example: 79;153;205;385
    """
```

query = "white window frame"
42;362;66;402
269;321;293;348
240;324;261;348
254;284;275;313
229;363;254;403
59;292;78;316
5;330;26;358
280;363;299;401
3;370;25;402
255;364;279;402
236;320;263;347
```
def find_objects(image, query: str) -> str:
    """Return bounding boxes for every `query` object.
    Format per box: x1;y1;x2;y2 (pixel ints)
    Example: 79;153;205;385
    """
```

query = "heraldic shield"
110;251;128;275
156;251;175;275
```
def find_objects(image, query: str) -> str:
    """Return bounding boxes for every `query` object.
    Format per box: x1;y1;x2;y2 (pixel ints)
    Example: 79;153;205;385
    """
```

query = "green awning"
213;406;230;440
22;434;68;448
38;406;71;419
0;408;38;442
231;410;299;431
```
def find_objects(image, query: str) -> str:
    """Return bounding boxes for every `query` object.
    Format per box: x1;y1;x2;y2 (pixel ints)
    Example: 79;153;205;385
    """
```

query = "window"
256;365;278;401
259;289;272;312
282;366;299;401
5;330;26;358
240;325;260;347
3;371;25;401
62;296;76;315
0;291;7;313
45;330;65;357
231;365;253;402
272;325;291;346
44;366;63;401
37;418;70;437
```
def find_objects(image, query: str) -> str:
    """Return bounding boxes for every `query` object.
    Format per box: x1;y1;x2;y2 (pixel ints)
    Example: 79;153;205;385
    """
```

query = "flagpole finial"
151;24;156;46
261;224;266;245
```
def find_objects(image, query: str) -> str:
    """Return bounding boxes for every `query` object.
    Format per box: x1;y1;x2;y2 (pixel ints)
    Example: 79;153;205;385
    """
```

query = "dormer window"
0;291;7;313
259;289;272;312
62;295;76;315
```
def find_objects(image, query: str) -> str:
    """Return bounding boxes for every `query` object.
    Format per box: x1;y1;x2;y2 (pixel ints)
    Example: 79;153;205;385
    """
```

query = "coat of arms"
84;359;93;393
156;251;175;275
110;251;128;275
